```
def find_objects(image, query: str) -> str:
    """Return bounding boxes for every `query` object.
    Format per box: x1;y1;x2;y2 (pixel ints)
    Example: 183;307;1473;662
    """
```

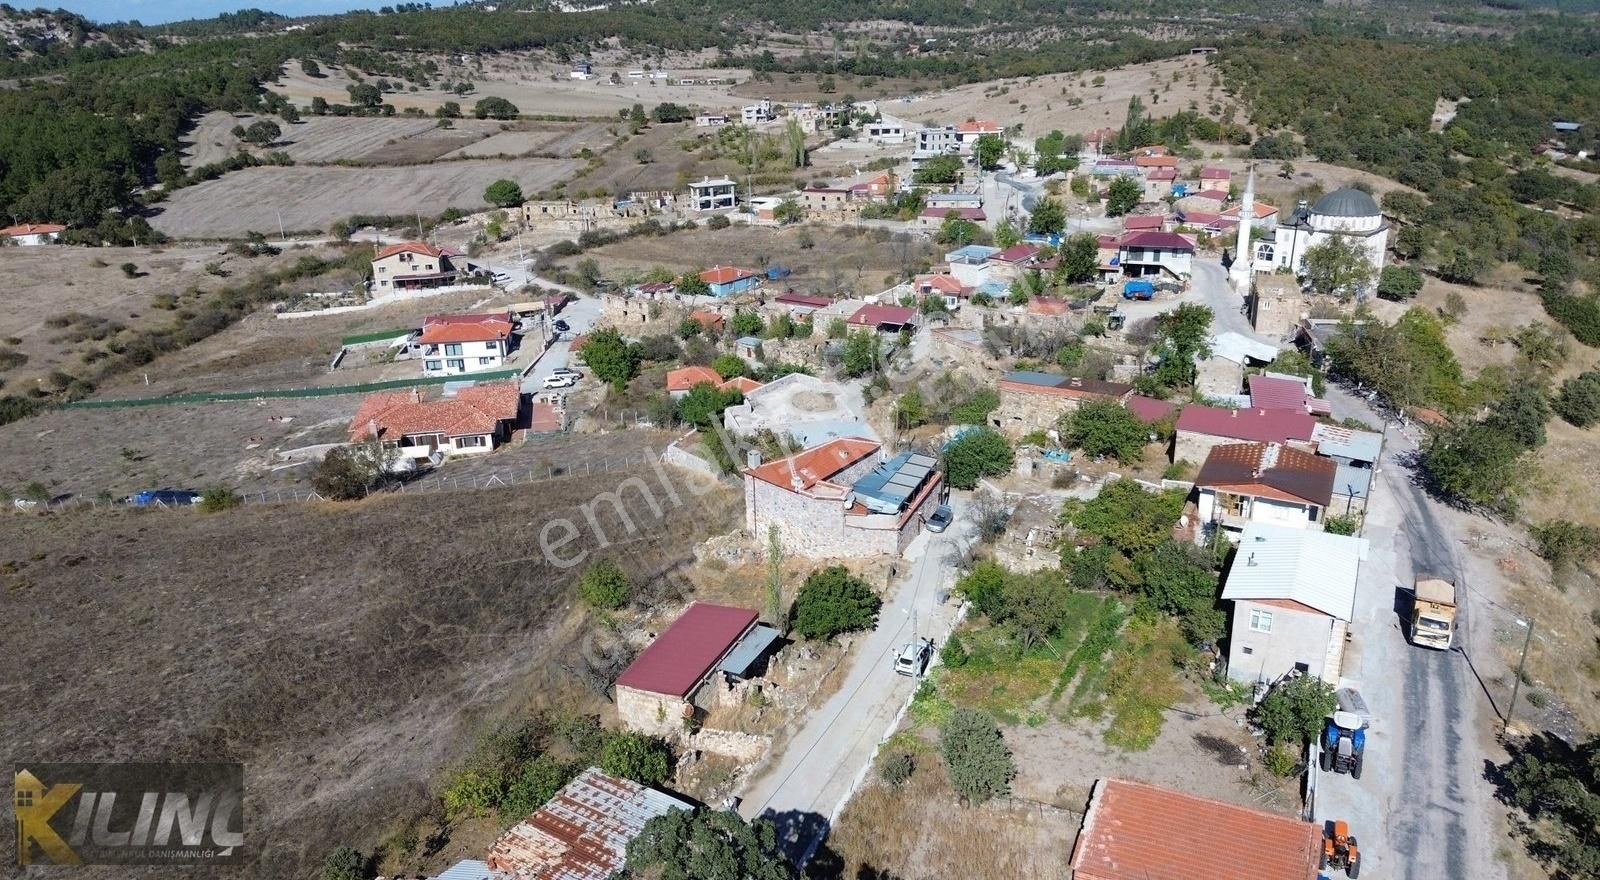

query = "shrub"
940;707;1016;805
879;751;914;787
1529;520;1600;572
441;767;503;819
1377;265;1423;300
198;487;242;512
940;633;969;668
942;428;1014;489
1060;398;1149;462
711;354;747;378
499;754;570;819
600;731;671;785
791;566;881;640
1554;370;1600;427
578;559;630;610
707;214;731;230
120;262;138;277
312;443;390;500
1323;514;1359;536
320;846;367;880
1263;743;1299;777
1250;676;1336;746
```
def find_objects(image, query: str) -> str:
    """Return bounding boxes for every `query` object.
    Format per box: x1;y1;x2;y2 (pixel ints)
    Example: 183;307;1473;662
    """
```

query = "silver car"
926;504;953;533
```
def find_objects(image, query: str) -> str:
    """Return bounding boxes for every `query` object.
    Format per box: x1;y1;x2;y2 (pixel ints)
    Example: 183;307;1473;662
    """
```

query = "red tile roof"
1248;374;1312;411
666;365;722;392
916;274;966;296
1145;168;1178;181
1194;442;1336;507
700;265;756;285
848;304;917;326
991;244;1042;263
747;436;881;493
689;310;725;330
349;383;522;442
1119;231;1195;252
374;241;443;260
0;223;65;236
1122;215;1165;231
718;376;763;394
1070;778;1319;880
1190;188;1231;202
956;119;1001;133
1200;166;1232;180
775;292;832;308
1134;155;1179;168
1222;202;1279;220
415;313;514;345
615;603;759;697
1126;395;1177;424
1176;404;1317;444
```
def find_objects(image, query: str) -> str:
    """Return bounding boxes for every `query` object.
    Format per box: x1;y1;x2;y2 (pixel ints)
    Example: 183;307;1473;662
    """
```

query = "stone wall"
616;685;691;738
687;728;773;761
990;387;1087;438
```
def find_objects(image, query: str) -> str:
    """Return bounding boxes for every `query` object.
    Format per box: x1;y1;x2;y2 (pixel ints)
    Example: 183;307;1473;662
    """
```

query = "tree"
578;558;631;609
773;199;803;225
320;847;366;880
243;119;281;145
914;154;963;185
579;328;639;388
731;310;764;337
842;329;880;377
300;58;322;78
676;272;711;297
484;179;524;208
1302;237;1376;299
1058;232;1099;283
826;317;848;340
600;732;671;785
940;707;1016;805
790;566;881;640
1150;303;1213;389
993;220;1021;249
1250;676;1336;745
1027;197;1066;235
1065;480;1188;559
1376;265;1423;300
437;100;462;118
346;83;382;107
677;382;741;427
956;561;1009;620
711;354;747;379
652;102;692;123
1000;570;1073;649
279;103;302;124
1498;734;1600;880
894;390;927;428
942;428;1015;489
1060;398;1149;462
310;96;329;115
782;117;808;168
621;809;793;880
973;133;1006;171
1105;175;1142;216
628;103;648;127
1137;540;1224;644
1555;370;1600;427
1421;422;1526;515
474;96;520;119
313;443;393;500
937;212;980;246
1486;382;1552;449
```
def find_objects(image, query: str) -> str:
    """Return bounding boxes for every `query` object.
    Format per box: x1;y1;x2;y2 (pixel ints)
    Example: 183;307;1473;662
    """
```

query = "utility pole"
1506;617;1535;729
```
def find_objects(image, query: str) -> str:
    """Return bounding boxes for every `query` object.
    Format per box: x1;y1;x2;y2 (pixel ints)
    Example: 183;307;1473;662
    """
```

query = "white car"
541;374;577;389
550;367;583;380
894;639;935;677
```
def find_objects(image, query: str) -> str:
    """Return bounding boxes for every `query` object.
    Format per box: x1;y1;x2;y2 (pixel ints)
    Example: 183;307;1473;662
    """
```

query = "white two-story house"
411;312;515;377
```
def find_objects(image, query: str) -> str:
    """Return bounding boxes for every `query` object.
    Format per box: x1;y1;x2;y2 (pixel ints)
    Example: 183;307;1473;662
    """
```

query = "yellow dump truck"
1411;577;1457;650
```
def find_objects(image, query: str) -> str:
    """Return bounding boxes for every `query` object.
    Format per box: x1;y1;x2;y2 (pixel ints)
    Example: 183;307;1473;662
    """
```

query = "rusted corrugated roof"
486;768;692;880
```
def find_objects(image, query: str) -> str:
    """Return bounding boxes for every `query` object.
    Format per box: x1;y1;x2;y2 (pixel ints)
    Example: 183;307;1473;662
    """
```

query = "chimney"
1247;552;1257;567
746;448;762;469
411;387;422;403
1230;409;1238;418
1069;377;1082;387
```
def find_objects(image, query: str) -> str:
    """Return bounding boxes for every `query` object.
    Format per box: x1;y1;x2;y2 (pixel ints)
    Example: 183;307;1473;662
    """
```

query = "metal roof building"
850;450;939;515
1311;422;1384;465
1221;522;1369;621
615;604;761;698
486;768;692;880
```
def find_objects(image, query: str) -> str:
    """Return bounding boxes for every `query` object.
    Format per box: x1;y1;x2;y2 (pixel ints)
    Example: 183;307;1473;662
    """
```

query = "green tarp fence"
63;368;522;410
340;328;414;346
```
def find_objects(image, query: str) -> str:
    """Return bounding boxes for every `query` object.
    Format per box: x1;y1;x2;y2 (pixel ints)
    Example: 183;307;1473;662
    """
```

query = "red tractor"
1320;820;1361;878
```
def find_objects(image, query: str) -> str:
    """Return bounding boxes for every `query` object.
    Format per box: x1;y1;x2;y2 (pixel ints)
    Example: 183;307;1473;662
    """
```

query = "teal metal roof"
719;625;781;676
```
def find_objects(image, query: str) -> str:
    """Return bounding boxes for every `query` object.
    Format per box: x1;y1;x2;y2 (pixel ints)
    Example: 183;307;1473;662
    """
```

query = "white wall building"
687;177;739;212
742;99;774;125
1250;187;1389;283
1;223;65;245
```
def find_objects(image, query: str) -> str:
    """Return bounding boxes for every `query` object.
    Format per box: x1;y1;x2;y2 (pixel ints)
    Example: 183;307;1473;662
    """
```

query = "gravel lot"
151;159;582;237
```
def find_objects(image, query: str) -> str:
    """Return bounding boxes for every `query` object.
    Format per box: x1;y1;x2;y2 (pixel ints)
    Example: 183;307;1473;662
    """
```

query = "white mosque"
1230;170;1389;294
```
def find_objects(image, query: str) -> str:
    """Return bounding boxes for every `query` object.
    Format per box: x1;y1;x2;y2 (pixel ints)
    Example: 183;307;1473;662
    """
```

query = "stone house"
1173;404;1317;465
1222;523;1368;688
614;603;780;737
744;438;942;558
1248;273;1310;341
990;371;1134;438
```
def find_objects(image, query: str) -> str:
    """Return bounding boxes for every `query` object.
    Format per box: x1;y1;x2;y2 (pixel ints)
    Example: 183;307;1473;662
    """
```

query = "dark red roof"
1122;215;1165;230
991;244;1041;263
1071;778;1319;880
1126;395;1177;424
1176;404;1317;444
615;604;759;697
1248;374;1311;411
848;304;917;326
1119;231;1195;252
1194;442;1336;507
776;292;832;308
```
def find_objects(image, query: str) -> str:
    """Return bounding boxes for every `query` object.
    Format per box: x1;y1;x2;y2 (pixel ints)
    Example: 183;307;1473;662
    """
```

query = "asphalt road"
1314;386;1504;880
736;495;975;861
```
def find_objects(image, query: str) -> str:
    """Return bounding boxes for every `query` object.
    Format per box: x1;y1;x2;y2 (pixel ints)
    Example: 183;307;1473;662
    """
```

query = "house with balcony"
1116;231;1194;279
1194;442;1336;538
687;177;739;212
348;382;525;463
411;312;515;376
944;244;1000;287
371;241;461;291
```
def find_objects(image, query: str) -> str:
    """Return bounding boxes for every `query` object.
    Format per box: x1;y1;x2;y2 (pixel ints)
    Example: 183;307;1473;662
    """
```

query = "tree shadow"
759;807;830;868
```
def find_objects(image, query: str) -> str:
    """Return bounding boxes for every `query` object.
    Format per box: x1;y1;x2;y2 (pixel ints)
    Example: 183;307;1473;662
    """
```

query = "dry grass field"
182;111;504;167
150;159;582;238
442;121;616;160
896;55;1219;139
0;242;345;393
0;459;741;879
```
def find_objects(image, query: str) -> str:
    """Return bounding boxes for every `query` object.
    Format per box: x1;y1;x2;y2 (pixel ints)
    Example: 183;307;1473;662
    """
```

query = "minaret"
1230;166;1256;295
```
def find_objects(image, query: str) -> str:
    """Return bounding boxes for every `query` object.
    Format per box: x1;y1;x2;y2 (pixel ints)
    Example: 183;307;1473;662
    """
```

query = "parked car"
491;271;512;285
125;489;202;507
552;319;571;333
551;367;583;380
894;638;935;677
542;374;577;389
926;504;953;533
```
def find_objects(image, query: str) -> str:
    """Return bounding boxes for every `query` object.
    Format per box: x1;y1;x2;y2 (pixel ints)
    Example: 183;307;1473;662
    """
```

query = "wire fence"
62;368;524;409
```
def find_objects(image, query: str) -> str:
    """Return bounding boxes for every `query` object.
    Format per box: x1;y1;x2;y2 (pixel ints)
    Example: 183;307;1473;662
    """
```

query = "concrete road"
1189;259;1271;342
736;495;974;859
517;293;600;394
1313;386;1505;880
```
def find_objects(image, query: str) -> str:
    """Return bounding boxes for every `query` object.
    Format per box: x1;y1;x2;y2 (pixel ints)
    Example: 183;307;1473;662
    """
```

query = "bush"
1250;676;1336;746
441;767;504;819
707;214;731;230
312;444;389;500
1554;370;1600;427
600;731;672;785
942;428;1014;489
320;846;367;880
711;354;747;378
1060;398;1150;462
879;751;914;787
1376;265;1423;300
1529;520;1600;572
940;707;1016;805
791;565;881;640
1323;514;1359;536
499;754;571;819
940;632;969;668
1263;743;1299;777
198;486;242;512
120;262;138;277
578;559;631;610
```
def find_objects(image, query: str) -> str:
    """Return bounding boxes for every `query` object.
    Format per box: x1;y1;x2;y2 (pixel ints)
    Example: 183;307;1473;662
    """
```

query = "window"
446;359;465;371
484;341;499;351
1241;646;1254;656
478;357;494;365
424;360;442;371
1249;609;1273;633
457;435;487;448
378;266;386;273
444;343;463;356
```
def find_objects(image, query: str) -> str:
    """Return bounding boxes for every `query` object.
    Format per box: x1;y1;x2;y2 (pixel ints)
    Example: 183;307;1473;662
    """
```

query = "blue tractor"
1319;711;1367;779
